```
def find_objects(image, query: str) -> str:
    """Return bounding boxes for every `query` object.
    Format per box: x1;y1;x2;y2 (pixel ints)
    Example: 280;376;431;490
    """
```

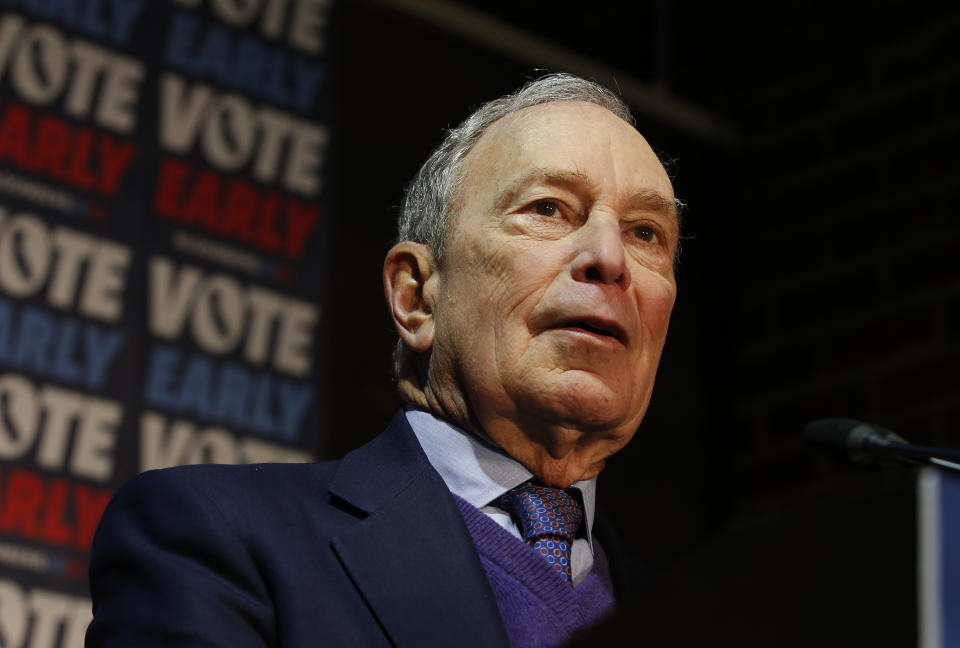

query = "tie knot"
496;484;583;543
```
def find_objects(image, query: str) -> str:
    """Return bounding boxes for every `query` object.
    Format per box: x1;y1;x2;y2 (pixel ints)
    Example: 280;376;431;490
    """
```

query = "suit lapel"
329;413;509;648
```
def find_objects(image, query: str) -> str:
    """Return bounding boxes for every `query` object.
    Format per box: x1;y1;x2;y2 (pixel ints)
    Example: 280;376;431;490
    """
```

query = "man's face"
427;101;678;486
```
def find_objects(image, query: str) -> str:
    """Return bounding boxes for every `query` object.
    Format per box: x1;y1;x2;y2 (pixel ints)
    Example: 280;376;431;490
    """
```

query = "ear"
383;242;438;353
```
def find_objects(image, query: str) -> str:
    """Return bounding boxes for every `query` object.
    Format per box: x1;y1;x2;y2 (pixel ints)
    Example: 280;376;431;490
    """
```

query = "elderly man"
86;73;679;648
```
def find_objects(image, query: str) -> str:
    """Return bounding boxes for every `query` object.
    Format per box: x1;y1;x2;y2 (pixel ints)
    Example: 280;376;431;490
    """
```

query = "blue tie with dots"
497;484;584;585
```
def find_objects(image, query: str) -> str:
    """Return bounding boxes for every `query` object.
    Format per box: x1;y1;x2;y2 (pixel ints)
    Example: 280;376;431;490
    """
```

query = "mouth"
556;318;626;344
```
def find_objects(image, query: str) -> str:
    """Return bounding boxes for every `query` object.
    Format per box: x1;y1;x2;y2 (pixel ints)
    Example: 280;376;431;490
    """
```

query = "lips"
555;317;627;344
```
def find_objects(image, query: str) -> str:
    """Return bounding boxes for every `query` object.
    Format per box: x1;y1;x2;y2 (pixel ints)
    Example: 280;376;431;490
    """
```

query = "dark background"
323;2;960;645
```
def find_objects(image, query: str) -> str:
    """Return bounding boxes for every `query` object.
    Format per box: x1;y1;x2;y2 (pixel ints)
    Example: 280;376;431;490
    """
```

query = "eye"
632;225;659;243
532;200;560;217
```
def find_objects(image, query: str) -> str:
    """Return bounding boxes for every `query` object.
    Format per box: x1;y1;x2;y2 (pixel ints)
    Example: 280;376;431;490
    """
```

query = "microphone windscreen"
804;418;864;452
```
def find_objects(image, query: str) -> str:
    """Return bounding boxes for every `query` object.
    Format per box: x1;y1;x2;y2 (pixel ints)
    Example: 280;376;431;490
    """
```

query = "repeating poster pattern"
0;1;333;645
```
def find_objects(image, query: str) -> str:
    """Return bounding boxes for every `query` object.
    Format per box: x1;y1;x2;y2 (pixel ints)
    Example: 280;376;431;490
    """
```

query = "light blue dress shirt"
405;408;597;586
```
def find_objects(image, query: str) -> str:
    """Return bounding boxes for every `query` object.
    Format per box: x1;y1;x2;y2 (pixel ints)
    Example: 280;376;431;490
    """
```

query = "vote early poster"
0;1;333;645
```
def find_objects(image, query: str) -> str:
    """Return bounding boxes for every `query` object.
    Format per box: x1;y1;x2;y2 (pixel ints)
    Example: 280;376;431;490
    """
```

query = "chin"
525;370;639;431
517;435;621;488
534;459;605;489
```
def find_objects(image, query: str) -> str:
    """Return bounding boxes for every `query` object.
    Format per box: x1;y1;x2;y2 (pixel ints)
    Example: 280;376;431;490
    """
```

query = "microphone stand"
862;438;960;474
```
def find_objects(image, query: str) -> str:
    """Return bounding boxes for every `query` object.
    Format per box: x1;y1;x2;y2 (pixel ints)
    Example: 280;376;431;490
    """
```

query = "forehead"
460;101;674;208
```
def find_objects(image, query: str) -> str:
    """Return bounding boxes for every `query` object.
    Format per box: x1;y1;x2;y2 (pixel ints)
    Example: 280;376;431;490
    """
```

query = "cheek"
635;278;677;352
470;240;558;314
437;245;534;357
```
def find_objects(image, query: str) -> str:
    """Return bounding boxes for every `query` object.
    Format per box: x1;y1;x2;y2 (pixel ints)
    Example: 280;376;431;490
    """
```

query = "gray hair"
393;73;637;379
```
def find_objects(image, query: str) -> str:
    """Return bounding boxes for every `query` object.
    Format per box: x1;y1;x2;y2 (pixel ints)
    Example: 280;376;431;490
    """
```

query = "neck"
399;375;619;488
397;372;477;440
477;413;616;487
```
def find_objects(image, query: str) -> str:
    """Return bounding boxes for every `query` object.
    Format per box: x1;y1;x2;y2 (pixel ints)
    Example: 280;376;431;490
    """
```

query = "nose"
570;214;630;289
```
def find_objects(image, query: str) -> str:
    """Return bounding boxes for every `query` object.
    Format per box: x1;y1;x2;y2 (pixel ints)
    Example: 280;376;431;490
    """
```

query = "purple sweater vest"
452;494;615;648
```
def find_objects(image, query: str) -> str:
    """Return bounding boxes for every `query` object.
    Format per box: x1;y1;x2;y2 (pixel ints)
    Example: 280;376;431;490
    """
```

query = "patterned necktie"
496;484;584;585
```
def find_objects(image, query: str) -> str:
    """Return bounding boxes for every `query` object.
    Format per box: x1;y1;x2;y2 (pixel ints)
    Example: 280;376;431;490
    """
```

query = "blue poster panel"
919;469;960;648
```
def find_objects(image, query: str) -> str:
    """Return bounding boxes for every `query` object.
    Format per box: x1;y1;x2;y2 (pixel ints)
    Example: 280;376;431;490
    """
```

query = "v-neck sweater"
452;494;615;648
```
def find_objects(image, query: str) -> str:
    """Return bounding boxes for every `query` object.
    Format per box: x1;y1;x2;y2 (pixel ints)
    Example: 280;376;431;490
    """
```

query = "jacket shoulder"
106;460;342;536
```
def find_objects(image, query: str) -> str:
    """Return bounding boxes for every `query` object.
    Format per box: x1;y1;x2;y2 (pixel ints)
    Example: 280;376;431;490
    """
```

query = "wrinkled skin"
384;101;678;487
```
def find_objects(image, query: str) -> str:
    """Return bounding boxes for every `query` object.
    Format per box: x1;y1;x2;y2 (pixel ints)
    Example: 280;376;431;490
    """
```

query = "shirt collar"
404;407;596;542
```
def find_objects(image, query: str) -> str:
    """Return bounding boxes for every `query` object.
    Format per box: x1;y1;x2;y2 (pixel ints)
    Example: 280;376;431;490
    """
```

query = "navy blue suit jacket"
86;413;511;647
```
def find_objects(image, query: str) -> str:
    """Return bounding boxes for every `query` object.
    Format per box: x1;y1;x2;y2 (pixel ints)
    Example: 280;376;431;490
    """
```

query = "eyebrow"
492;168;594;211
626;190;679;220
492;167;678;222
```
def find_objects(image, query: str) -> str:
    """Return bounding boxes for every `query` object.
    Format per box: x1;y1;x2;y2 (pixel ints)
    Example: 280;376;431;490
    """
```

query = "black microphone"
804;418;907;463
804;418;960;472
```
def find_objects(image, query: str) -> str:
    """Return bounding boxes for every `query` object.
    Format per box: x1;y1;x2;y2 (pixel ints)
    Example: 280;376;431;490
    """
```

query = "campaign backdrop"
0;1;333;645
